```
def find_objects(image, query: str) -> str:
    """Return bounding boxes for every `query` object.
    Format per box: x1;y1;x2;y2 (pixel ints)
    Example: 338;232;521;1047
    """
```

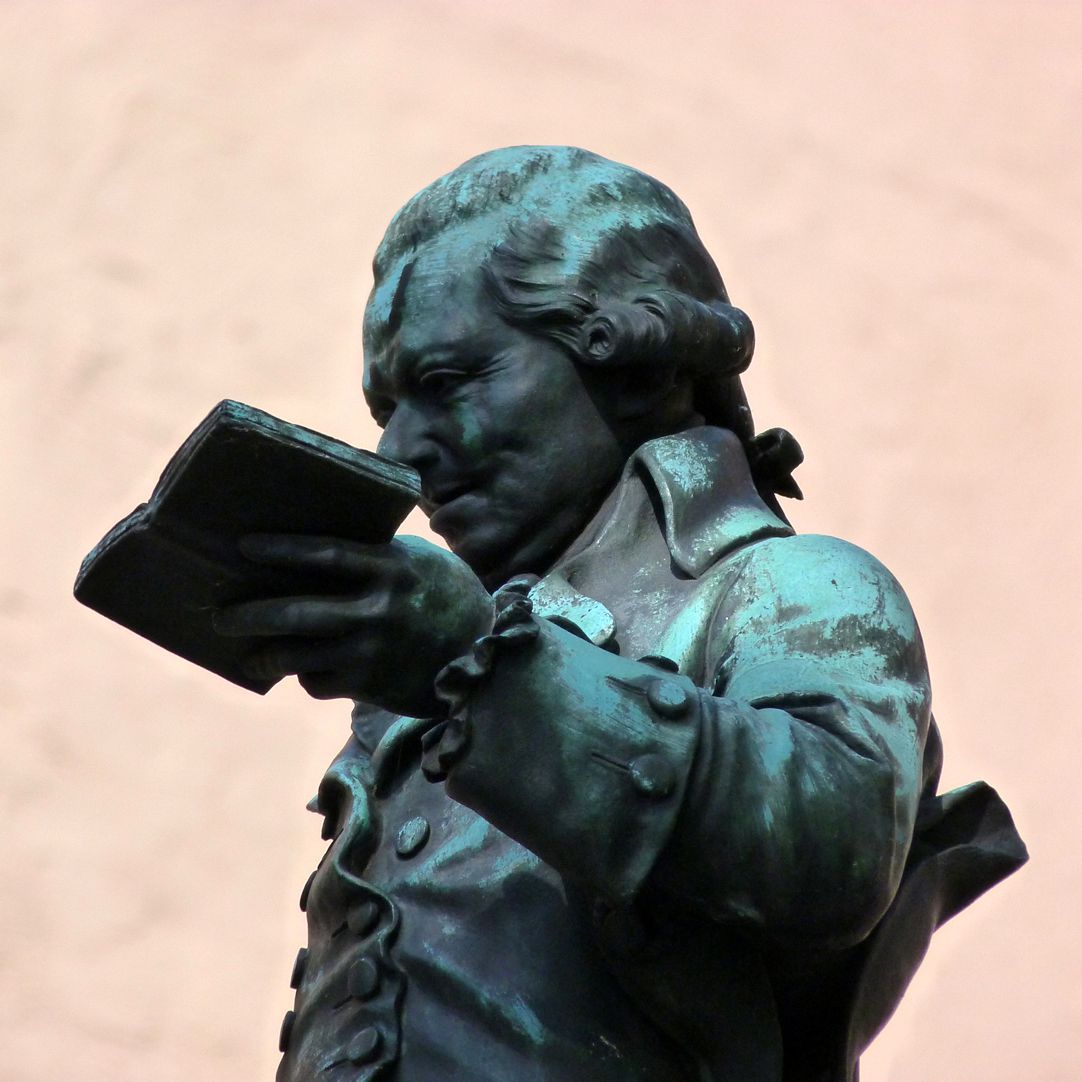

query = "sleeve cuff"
423;587;702;904
421;580;540;781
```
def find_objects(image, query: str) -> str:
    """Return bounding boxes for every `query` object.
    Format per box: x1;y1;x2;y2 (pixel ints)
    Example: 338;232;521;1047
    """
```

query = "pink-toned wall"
4;2;1079;1078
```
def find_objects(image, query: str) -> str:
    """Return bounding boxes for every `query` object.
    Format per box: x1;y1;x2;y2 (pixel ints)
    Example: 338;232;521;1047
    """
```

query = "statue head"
365;146;757;437
362;147;799;586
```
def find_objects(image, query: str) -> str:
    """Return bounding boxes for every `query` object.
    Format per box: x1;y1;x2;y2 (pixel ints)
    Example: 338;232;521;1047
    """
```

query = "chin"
442;532;501;586
442;509;571;588
460;550;512;591
447;537;530;592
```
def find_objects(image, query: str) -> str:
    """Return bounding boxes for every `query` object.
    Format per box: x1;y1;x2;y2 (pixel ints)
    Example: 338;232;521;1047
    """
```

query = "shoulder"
736;532;908;591
729;533;912;601
714;533;923;650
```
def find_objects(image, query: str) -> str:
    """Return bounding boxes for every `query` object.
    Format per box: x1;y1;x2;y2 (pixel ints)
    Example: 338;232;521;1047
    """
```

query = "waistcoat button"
289;947;308;989
278;1009;296;1053
346;898;380;936
395;816;430;858
347;956;380;1000
347;1026;382;1064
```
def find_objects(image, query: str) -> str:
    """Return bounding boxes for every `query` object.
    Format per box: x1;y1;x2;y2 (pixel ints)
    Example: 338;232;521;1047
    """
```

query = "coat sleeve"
428;534;931;951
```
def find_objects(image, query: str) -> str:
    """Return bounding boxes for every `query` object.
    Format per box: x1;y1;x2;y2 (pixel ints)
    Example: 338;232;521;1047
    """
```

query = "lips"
420;482;473;518
428;492;480;542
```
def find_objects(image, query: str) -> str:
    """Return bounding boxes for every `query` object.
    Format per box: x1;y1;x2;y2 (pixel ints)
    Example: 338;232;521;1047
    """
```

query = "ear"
575;299;680;421
576;301;666;368
575;294;753;377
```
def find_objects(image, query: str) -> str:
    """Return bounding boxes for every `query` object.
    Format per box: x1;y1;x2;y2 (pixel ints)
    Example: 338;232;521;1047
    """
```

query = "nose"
376;401;439;474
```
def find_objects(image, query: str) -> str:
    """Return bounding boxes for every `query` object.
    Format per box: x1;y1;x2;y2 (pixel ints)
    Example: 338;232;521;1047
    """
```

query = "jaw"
443;502;609;592
444;531;537;593
429;450;629;591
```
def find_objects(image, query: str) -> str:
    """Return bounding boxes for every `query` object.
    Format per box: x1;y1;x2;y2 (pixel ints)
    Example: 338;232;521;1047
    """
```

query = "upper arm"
708;535;931;758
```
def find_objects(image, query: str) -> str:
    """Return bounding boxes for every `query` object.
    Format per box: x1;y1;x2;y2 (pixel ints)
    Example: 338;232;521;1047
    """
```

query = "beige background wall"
3;2;1079;1079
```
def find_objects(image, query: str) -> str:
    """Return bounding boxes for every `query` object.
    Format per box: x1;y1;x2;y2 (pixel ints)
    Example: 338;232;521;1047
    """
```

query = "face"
363;243;628;588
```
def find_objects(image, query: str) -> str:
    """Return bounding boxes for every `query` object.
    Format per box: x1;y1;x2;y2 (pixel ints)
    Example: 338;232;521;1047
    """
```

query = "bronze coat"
277;427;1025;1082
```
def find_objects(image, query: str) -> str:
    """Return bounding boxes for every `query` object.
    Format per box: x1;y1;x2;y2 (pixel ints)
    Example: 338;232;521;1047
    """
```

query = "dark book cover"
74;400;421;692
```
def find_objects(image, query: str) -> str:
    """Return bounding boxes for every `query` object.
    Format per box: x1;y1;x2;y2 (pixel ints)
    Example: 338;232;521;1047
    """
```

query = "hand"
213;534;494;716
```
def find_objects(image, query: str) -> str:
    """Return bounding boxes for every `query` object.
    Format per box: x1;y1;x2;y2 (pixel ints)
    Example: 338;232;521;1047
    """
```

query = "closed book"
74;400;420;692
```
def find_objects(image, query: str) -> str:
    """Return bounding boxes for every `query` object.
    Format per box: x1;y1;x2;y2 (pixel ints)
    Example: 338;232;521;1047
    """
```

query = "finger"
239;534;390;579
214;595;379;637
296;670;356;701
242;636;371;681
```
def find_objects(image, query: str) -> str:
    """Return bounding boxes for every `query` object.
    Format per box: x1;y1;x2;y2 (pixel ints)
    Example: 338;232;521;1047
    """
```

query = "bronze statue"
213;147;1026;1081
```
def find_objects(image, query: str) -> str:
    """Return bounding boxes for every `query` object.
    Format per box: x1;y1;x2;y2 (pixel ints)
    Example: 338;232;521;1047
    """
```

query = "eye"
418;367;470;396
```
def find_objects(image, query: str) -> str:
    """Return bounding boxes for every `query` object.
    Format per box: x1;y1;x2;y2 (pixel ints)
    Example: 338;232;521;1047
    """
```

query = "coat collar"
628;425;793;577
554;425;793;584
525;426;794;651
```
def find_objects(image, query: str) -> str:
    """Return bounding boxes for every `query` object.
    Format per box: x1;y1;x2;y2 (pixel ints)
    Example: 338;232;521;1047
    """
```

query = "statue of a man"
216;147;1025;1081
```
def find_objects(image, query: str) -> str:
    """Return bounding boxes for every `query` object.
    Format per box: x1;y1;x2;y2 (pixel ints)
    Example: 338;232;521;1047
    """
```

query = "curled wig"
368;147;802;501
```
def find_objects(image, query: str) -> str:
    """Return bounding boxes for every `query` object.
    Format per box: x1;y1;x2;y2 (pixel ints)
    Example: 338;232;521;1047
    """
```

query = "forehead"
363;234;502;391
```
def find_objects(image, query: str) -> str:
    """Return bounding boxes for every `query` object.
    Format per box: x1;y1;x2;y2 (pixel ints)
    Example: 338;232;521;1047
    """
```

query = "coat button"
278;1009;296;1053
347;1026;382;1064
395;816;430;858
646;678;692;719
346;898;380;937
289;947;308;989
299;871;316;912
347;956;380;1000
628;753;676;799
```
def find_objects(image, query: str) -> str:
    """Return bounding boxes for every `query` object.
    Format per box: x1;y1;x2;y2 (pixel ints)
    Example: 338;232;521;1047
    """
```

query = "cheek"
447;397;486;457
453;380;544;463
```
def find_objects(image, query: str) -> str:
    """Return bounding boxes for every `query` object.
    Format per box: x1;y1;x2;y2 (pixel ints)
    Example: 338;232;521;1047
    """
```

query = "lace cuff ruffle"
421;580;540;782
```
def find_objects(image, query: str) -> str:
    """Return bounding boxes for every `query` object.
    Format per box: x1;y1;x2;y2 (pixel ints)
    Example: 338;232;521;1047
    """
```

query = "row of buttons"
280;815;432;1064
279;951;384;1056
631;674;694;800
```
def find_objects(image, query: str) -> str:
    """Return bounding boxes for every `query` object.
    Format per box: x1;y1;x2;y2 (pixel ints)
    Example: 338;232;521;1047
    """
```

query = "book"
74;400;421;693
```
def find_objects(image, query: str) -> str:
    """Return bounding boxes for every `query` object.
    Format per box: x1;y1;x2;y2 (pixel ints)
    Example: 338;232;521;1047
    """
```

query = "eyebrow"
384;258;416;339
365;339;470;404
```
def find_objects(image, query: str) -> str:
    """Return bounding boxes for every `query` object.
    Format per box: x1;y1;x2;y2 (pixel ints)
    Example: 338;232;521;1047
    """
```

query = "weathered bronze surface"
215;147;1026;1081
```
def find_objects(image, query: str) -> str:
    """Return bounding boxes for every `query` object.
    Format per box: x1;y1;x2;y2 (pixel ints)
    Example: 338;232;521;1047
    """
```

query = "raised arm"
428;534;930;951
